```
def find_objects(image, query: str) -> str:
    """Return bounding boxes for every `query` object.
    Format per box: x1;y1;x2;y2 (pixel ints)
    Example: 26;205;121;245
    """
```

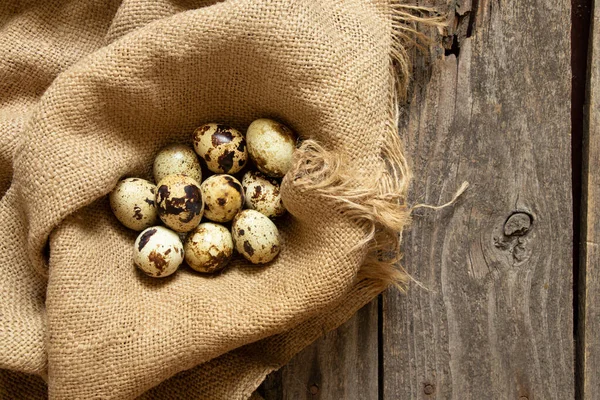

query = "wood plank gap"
378;294;384;400
466;0;478;38
573;0;593;398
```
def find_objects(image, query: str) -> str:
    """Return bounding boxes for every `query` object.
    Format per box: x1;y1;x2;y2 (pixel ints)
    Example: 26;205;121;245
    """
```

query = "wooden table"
259;0;588;398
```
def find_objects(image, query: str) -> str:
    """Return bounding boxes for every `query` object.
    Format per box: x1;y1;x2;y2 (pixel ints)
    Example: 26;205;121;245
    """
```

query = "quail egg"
184;222;234;273
133;226;184;278
200;174;244;223
109;178;158;231
192;123;247;174
246;118;297;177
156;174;203;232
242;171;286;218
232;209;280;264
153;144;202;184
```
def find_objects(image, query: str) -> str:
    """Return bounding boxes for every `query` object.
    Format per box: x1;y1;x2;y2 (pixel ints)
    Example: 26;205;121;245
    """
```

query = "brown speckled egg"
133;226;184;278
156;174;203;232
109;178;158;231
232;209;280;264
200;174;244;223
153;144;202;184
184;223;233;273
242;171;286;218
192;123;247;174
246;118;297;177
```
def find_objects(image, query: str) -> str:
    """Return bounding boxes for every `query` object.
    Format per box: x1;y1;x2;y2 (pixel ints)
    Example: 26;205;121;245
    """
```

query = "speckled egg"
133;226;184;278
109;178;158;231
242;171;286;218
153;144;202;184
156;174;203;232
200;174;244;223
192;123;247;174
232;209;280;264
184;223;234;273
246;118;297;177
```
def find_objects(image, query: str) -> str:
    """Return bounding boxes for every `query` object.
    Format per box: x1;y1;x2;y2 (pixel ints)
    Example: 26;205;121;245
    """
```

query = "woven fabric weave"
0;0;418;397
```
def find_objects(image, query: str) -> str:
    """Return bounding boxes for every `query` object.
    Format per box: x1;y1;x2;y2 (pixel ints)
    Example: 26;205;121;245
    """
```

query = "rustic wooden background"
258;0;591;398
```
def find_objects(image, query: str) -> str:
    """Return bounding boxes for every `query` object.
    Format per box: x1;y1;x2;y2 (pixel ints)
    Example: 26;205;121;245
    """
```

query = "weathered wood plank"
580;0;600;397
262;301;379;400
383;0;574;399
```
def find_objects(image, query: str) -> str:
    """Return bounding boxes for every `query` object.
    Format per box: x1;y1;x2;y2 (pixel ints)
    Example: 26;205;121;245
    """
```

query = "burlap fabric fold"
0;0;425;398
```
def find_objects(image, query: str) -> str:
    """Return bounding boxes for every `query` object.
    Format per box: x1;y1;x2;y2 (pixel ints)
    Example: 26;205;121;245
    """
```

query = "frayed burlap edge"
286;3;445;292
171;7;448;397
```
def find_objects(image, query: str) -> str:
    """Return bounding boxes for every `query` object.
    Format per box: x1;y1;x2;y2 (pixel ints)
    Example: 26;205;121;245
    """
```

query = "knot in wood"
309;384;319;395
504;212;533;236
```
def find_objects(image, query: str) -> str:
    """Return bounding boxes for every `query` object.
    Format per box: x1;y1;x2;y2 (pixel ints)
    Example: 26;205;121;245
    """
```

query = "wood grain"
383;0;574;399
262;300;379;400
580;0;600;397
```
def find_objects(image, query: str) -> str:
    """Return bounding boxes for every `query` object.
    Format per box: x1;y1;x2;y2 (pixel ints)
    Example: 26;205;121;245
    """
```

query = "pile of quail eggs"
109;118;296;278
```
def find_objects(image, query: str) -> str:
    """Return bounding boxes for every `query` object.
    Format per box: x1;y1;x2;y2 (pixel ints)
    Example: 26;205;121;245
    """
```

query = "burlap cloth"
0;0;426;398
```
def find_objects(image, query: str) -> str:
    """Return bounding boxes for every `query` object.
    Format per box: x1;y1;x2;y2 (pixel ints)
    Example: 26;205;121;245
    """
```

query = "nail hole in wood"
423;383;435;395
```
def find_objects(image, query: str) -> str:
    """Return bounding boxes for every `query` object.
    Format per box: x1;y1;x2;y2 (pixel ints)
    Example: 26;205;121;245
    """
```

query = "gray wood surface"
580;0;600;397
263;300;379;400
383;0;574;399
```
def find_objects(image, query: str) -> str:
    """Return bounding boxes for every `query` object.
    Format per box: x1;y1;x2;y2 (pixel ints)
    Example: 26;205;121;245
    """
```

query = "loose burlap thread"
0;0;433;398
